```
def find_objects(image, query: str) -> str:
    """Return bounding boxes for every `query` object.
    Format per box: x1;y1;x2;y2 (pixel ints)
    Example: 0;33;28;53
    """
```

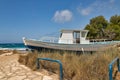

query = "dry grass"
18;46;120;80
0;50;12;55
18;51;38;70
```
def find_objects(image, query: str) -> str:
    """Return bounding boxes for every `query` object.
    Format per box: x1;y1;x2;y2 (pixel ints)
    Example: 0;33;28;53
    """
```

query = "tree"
84;16;108;39
110;15;120;26
105;15;120;40
104;24;116;40
85;24;97;39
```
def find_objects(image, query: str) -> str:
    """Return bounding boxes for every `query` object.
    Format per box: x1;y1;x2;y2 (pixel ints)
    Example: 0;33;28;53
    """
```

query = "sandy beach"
0;50;58;80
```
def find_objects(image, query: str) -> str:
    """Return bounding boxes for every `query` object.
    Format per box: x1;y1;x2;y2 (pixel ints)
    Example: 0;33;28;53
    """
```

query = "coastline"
0;43;27;51
0;48;26;50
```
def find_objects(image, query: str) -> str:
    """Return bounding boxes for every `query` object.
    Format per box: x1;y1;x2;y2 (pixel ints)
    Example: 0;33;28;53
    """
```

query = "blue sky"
0;0;120;43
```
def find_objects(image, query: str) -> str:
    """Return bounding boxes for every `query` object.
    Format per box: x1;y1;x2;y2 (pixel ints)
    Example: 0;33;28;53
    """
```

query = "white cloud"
77;7;92;16
110;0;115;3
53;10;73;23
77;0;117;16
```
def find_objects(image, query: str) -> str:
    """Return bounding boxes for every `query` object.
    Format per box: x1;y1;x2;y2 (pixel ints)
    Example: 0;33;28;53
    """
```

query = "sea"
0;43;26;50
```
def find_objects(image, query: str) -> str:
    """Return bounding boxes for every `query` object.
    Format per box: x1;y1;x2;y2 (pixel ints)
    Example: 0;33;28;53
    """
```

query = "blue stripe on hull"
26;45;43;51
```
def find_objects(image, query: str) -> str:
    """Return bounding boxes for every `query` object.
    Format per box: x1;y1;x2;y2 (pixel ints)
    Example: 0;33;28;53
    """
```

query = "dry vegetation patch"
0;50;12;55
18;47;120;80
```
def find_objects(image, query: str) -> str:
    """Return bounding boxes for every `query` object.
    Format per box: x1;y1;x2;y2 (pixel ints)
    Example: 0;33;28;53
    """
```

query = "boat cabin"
58;29;89;44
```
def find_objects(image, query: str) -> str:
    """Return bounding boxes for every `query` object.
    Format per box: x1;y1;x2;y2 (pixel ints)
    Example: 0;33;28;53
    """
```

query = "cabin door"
73;32;80;44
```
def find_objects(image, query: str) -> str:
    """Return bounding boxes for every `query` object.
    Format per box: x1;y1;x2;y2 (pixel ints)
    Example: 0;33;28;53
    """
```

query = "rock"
0;54;57;80
0;72;6;79
8;75;26;80
33;76;43;80
43;76;53;80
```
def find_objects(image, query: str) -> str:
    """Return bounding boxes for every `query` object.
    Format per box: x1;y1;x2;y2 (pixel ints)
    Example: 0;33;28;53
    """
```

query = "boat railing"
58;38;76;44
58;38;90;44
40;36;59;43
91;40;120;45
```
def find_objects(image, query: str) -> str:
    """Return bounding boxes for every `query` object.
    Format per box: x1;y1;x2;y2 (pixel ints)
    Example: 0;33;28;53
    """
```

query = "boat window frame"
81;31;86;38
60;33;62;38
73;31;80;44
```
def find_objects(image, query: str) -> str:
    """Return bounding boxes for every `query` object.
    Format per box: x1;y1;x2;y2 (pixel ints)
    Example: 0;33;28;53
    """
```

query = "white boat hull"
23;38;113;52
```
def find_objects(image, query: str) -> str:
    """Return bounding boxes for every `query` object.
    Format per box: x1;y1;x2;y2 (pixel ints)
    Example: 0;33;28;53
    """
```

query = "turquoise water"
0;43;26;50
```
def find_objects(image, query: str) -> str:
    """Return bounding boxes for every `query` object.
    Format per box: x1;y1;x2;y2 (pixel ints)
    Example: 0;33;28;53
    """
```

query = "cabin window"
73;32;80;43
81;32;86;38
73;32;80;39
76;33;80;38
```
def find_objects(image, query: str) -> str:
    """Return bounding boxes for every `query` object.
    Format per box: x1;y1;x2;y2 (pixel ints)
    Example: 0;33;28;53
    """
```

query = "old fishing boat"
23;29;118;52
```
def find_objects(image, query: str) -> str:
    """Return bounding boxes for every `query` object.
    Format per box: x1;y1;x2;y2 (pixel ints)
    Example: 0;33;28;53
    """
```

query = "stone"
43;76;53;80
34;71;43;76
0;72;6;79
33;76;43;80
0;54;56;80
24;79;30;80
27;74;37;79
8;75;26;80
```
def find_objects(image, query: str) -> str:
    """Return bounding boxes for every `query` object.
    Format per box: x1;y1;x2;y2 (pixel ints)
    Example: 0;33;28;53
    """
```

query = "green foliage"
85;15;120;40
85;15;108;39
110;15;120;25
